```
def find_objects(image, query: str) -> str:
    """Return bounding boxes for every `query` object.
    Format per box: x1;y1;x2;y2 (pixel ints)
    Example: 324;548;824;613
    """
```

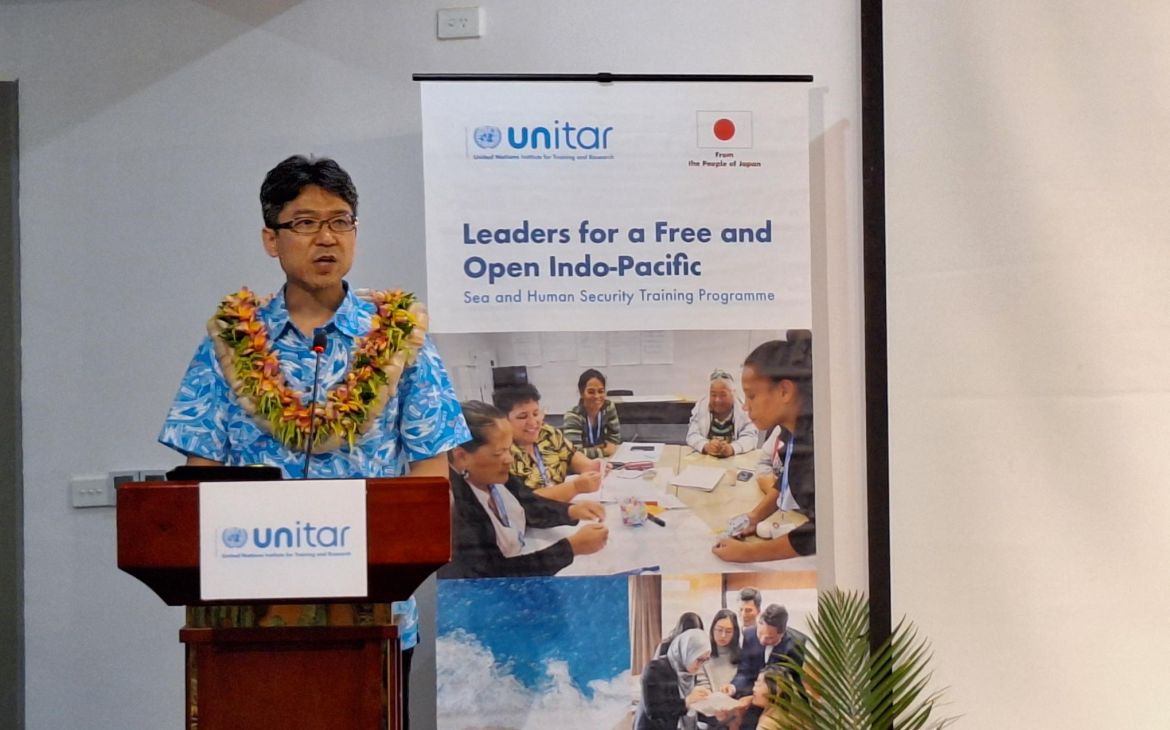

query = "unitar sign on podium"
117;473;451;730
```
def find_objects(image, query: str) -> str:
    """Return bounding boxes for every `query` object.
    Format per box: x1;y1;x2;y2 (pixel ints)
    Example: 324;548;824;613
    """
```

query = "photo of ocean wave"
437;577;635;729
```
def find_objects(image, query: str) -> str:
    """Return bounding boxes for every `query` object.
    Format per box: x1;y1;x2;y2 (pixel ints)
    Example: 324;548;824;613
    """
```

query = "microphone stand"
302;330;328;478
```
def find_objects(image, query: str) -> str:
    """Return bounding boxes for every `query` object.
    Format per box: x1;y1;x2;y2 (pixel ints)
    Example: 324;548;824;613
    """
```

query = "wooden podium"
117;476;451;730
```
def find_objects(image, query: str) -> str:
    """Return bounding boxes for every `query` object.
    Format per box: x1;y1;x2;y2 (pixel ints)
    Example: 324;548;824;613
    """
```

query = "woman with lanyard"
440;400;608;578
634;629;714;730
492;382;607;502
561;368;622;457
712;331;816;563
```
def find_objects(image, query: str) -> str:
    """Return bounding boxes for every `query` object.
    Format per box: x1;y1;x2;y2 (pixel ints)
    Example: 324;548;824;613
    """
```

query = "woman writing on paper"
686;369;760;457
493;383;607;502
439;400;608;579
562;368;622;457
634;629;713;730
712;331;816;563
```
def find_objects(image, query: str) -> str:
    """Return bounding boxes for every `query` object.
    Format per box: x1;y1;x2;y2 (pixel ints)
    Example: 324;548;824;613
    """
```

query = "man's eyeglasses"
270;215;357;235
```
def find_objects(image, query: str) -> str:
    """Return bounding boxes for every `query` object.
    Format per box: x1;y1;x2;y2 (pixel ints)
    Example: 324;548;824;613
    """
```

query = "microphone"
302;330;328;478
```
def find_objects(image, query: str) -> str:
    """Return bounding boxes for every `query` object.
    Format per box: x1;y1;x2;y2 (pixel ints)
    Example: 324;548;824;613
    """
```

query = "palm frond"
767;589;957;729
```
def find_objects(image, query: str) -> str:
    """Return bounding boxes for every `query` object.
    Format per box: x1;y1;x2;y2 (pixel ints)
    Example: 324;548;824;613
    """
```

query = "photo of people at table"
433;329;816;579
435;572;815;730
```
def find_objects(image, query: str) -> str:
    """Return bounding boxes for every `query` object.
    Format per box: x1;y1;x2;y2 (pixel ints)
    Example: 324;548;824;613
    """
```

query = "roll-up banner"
420;78;816;729
422;81;810;332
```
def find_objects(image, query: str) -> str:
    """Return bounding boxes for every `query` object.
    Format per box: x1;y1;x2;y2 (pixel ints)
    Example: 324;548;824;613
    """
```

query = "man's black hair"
739;586;763;610
759;603;789;633
260;155;358;228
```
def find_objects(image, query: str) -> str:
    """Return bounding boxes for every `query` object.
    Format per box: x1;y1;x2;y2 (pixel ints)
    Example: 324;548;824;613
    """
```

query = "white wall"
6;2;866;727
432;329;784;413
887;3;1170;727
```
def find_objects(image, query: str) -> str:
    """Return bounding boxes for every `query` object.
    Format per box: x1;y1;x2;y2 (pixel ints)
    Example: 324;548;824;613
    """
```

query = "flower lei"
207;287;427;452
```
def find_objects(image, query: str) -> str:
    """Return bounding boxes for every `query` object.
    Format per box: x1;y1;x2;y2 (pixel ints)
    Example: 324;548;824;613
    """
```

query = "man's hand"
601;442;618;457
568;502;605;522
567;523;608;555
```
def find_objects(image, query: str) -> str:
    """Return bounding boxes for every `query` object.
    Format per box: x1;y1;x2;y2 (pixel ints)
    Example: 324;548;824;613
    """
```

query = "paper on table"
670;465;725;492
612;442;664;462
691;692;741;715
570;467;687;509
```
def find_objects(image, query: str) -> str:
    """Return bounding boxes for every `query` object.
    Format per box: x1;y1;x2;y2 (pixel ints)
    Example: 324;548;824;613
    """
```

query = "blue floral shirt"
159;284;469;648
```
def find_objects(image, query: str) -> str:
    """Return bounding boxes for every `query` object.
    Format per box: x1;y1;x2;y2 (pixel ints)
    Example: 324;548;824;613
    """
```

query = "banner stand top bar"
412;73;813;83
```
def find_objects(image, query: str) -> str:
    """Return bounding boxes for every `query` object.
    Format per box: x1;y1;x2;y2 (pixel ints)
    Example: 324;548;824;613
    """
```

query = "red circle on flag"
713;118;736;141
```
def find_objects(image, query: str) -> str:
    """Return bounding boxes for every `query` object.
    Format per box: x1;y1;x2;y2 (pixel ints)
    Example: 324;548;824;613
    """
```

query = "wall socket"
437;7;483;39
70;469;171;508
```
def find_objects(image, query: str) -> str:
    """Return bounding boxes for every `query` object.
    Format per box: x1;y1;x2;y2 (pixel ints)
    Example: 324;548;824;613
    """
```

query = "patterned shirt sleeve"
158;337;232;461
544;425;575;483
560;406;591;456
603;400;622;445
509;445;542;490
397;336;470;462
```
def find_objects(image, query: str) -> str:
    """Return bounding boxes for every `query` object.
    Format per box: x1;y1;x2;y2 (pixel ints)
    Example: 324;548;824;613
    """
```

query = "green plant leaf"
767;588;957;730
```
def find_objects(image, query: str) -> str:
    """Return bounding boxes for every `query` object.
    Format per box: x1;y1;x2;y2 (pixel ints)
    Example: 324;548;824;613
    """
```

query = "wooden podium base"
180;625;400;730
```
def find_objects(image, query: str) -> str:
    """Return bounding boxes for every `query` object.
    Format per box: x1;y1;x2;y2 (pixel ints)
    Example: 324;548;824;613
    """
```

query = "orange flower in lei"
207;288;428;452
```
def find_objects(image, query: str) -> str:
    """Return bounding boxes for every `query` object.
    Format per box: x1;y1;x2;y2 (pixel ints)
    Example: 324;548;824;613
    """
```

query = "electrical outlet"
70;474;114;508
437;7;483;40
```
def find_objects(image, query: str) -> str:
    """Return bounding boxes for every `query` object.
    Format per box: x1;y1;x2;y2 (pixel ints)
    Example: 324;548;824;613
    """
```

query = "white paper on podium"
199;479;368;601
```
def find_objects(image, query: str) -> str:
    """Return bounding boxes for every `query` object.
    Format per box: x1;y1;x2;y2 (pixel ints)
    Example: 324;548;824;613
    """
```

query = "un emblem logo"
222;527;248;549
473;126;502;149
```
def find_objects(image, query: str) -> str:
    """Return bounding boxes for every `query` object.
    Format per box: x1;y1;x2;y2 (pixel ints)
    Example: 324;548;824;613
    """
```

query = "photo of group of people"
432;329;816;581
436;572;815;730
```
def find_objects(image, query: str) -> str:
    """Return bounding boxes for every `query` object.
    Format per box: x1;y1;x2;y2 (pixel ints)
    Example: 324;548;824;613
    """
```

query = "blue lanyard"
587;410;603;446
532;448;550;486
488;484;512;526
777;434;794;510
488;483;525;548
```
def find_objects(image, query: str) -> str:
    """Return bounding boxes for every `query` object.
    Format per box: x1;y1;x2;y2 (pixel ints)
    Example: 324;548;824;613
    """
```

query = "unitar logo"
472;121;614;150
220;522;352;549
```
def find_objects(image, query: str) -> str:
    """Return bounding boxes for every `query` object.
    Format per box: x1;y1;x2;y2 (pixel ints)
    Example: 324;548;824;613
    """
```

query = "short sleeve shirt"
158;283;469;648
509;423;576;490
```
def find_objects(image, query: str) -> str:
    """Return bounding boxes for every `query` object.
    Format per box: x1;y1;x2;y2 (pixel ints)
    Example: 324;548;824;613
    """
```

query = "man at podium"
158;155;469;729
